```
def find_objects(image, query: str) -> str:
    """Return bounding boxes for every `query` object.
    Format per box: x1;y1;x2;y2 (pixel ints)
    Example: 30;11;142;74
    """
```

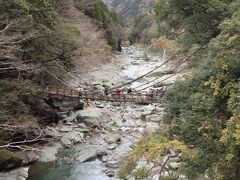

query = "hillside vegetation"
0;0;120;153
120;0;240;179
103;0;155;16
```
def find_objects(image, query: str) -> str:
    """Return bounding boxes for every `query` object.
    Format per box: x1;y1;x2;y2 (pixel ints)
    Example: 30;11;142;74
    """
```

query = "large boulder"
21;152;40;166
76;149;97;163
39;143;62;162
60;137;72;148
76;146;107;163
0;150;23;171
106;160;119;168
76;108;102;127
0;167;29;180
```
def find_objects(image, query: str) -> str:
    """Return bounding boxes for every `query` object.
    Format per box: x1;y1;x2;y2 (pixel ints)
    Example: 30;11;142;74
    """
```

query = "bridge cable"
132;45;205;91
108;43;191;91
51;59;85;87
136;66;189;92
29;54;75;89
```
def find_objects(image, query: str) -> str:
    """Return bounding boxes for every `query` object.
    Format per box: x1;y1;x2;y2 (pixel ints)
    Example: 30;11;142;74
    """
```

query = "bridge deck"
41;88;164;104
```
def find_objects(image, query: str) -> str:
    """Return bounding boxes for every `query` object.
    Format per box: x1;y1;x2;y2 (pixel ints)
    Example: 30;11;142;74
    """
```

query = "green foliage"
1;0;80;81
162;5;240;179
155;0;233;45
110;0;155;17
0;79;37;110
119;135;198;179
134;168;149;179
118;157;137;179
0;0;80;128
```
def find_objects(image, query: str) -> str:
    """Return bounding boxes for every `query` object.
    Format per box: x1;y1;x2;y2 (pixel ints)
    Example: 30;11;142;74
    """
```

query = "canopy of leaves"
159;1;240;178
155;0;233;45
0;0;80;129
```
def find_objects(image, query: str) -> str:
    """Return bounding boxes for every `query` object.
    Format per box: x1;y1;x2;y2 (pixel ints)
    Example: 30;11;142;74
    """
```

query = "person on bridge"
159;87;164;96
127;88;132;94
115;88;121;97
149;89;154;99
77;87;83;97
104;87;109;96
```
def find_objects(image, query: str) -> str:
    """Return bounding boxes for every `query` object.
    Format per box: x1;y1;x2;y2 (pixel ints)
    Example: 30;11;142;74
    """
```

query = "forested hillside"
122;0;240;179
102;0;162;46
0;0;120;157
103;0;155;16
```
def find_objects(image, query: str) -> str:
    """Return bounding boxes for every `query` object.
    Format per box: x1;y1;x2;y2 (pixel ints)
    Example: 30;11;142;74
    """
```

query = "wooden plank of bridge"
41;87;164;104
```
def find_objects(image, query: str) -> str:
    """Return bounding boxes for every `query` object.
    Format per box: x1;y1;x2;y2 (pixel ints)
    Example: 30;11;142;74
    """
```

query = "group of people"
110;87;164;99
148;88;164;98
77;86;164;99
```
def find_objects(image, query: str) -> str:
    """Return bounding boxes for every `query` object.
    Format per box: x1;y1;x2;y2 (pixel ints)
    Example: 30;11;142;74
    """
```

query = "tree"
155;0;233;45
163;5;240;179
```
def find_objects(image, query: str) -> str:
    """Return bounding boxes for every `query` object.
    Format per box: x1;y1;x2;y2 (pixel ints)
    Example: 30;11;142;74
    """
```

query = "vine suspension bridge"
38;45;204;104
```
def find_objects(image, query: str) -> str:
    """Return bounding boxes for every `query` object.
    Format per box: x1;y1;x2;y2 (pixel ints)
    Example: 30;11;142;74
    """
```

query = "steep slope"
102;0;160;46
103;0;156;16
0;0;120;163
51;0;118;70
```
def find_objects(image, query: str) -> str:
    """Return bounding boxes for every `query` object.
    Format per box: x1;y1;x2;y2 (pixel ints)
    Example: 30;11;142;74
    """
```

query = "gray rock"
58;126;73;133
105;169;115;177
76;108;102;127
97;147;107;157
95;101;101;105
112;102;121;107
0;167;29;180
39;143;62;162
78;123;87;128
143;105;156;112
96;104;105;108
68;131;84;144
141;111;153;120
149;115;162;122
106;160;118;168
22;152;40;166
168;157;180;163
113;118;123;127
107;144;117;150
169;149;178;158
76;145;107;163
60;137;72;148
101;156;110;163
104;133;121;144
78;128;90;133
144;122;159;134
44;127;61;138
76;149;97;163
168;162;181;169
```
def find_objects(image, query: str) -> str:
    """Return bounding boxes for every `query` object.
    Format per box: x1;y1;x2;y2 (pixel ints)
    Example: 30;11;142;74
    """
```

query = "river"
27;46;183;180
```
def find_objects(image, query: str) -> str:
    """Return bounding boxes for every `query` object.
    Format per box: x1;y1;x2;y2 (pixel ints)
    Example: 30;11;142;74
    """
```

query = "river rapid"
26;46;183;180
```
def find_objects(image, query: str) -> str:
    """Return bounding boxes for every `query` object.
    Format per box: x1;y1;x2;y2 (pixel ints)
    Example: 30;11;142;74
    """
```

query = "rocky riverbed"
0;46;187;180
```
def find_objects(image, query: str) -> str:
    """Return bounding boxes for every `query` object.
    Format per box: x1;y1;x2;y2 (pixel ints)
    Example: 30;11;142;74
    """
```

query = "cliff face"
103;0;156;16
